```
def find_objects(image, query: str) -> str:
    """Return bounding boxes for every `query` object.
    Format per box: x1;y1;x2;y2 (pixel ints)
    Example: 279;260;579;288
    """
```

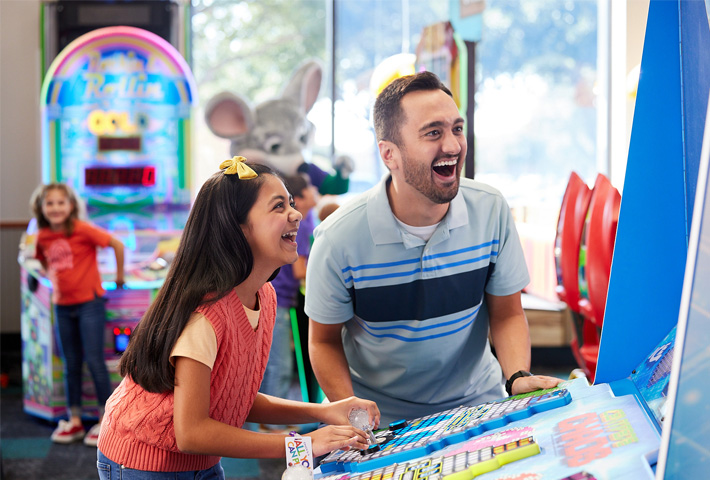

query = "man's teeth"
434;159;457;167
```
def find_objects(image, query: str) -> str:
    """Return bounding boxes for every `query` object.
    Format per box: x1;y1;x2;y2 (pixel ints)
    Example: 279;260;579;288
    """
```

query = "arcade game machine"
18;26;196;421
306;0;710;478
656;95;710;479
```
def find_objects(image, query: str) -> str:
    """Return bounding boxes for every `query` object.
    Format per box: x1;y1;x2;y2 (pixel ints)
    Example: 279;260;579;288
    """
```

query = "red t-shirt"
35;219;112;305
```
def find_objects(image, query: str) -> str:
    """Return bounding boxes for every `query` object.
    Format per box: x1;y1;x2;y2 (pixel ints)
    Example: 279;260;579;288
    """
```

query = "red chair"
554;172;592;376
577;173;621;382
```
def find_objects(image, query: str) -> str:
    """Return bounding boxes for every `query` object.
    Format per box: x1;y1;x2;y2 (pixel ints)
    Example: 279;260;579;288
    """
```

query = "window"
475;1;599;300
475;1;599;221
191;1;601;301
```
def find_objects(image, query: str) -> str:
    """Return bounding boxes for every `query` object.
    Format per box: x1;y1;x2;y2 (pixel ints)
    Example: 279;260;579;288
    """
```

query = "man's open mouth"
433;158;457;177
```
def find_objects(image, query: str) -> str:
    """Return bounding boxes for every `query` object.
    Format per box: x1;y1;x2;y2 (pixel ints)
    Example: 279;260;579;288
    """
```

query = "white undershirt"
394;216;440;242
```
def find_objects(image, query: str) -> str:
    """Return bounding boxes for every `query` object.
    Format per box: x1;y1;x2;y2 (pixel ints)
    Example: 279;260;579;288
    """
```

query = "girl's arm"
108;237;125;288
246;393;380;431
173;356;374;458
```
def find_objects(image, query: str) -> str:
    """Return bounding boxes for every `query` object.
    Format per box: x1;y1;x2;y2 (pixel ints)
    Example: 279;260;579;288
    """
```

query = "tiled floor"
1;387;288;480
0;337;288;480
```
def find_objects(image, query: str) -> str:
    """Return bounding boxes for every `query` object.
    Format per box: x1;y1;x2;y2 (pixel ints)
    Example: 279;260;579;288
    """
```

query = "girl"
97;158;379;479
31;183;125;447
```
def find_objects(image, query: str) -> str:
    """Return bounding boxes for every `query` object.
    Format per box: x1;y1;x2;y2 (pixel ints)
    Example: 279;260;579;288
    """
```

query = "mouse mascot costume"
204;60;353;195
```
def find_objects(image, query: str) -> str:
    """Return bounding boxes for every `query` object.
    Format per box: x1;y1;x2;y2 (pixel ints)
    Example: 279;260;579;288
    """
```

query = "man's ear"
378;140;400;171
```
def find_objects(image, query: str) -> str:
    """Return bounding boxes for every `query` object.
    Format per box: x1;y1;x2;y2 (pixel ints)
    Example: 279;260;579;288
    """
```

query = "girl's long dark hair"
120;164;278;393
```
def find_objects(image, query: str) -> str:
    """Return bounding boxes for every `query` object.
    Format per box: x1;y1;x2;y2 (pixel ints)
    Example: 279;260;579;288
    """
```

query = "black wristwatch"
505;370;533;396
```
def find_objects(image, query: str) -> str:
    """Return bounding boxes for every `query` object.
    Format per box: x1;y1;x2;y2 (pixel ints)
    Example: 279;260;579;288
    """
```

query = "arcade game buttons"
360;443;381;456
388;419;408;431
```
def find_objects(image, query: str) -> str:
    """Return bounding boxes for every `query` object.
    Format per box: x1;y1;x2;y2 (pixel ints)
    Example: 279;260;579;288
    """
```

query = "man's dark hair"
373;71;453;147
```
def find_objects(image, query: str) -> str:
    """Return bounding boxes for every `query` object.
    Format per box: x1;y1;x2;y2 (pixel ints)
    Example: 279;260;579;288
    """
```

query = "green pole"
290;307;310;403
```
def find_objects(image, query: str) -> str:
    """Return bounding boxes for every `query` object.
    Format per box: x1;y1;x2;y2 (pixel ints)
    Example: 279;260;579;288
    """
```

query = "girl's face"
242;175;303;273
41;188;74;230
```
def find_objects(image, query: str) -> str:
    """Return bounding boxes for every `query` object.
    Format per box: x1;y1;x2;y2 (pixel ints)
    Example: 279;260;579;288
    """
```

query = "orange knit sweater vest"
98;284;276;471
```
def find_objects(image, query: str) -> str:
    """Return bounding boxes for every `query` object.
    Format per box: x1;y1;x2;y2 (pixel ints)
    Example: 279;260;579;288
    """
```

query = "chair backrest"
554;172;592;312
578;173;621;328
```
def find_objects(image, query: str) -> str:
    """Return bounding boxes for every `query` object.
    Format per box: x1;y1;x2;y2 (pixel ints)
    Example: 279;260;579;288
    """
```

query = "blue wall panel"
596;0;688;383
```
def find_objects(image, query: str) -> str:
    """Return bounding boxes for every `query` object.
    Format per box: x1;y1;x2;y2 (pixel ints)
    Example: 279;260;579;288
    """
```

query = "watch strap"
505;370;533;396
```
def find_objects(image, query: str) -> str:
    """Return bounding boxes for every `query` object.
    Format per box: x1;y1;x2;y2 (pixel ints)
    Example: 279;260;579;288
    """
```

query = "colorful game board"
319;388;571;474
321;437;540;480
316;378;661;480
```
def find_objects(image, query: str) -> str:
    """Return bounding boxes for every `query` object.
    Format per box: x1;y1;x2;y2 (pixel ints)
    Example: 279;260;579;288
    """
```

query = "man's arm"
308;319;354;401
487;291;562;395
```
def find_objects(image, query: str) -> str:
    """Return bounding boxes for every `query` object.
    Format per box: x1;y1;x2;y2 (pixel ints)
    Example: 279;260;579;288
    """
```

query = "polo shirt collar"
367;175;468;246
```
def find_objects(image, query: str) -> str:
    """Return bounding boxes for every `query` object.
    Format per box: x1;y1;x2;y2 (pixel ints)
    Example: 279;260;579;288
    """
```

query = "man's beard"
401;150;460;204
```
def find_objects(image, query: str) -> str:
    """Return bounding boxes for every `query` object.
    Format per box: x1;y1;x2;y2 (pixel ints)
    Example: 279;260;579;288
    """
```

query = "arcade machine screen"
657;95;710;478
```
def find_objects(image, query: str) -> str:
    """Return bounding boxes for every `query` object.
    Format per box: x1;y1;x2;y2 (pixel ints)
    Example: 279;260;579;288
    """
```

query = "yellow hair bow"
219;156;258;179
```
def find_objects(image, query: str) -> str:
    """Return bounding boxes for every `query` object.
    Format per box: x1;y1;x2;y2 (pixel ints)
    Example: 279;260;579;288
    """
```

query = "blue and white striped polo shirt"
304;175;530;423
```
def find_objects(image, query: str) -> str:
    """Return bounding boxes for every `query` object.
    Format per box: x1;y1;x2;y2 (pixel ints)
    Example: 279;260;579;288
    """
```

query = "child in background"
31;183;125;447
294;199;342;403
97;158;379;479
260;174;318;432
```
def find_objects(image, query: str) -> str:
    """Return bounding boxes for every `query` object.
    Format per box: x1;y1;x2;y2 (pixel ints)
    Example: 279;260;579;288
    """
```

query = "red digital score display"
84;166;156;187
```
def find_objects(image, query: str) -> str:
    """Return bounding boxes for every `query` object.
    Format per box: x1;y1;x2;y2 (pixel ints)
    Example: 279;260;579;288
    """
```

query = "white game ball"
282;464;313;480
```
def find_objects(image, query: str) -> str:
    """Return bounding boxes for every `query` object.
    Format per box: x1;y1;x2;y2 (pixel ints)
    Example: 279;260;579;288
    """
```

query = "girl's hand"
320;396;380;431
307;425;370;457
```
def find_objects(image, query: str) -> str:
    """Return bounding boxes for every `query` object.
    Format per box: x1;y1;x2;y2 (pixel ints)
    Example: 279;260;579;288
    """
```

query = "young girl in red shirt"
97;158;379;479
31;183;125;446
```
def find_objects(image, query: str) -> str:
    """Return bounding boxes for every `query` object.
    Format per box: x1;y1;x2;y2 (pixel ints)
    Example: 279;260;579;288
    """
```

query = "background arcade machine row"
18;26;196;421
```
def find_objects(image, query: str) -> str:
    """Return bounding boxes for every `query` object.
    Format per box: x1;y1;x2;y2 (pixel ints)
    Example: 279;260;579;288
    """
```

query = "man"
304;71;561;424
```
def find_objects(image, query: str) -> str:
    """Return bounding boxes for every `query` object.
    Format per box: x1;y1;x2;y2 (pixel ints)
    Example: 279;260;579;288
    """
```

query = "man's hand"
510;374;563;396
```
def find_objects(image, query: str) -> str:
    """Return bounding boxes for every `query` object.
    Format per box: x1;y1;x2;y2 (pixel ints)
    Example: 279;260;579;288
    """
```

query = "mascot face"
205;61;322;177
228;99;315;176
205;60;352;195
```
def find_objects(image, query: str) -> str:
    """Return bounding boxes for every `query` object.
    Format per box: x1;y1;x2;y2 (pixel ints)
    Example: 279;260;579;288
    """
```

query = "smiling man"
304;72;561;424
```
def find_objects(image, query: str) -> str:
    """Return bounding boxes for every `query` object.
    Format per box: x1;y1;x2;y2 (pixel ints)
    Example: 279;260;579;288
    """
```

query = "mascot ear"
281;60;323;114
204;92;254;139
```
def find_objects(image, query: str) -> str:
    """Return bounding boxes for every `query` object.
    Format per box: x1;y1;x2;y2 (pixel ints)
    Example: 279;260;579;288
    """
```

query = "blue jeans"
260;306;295;428
97;450;225;479
54;296;112;409
261;306;295;400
